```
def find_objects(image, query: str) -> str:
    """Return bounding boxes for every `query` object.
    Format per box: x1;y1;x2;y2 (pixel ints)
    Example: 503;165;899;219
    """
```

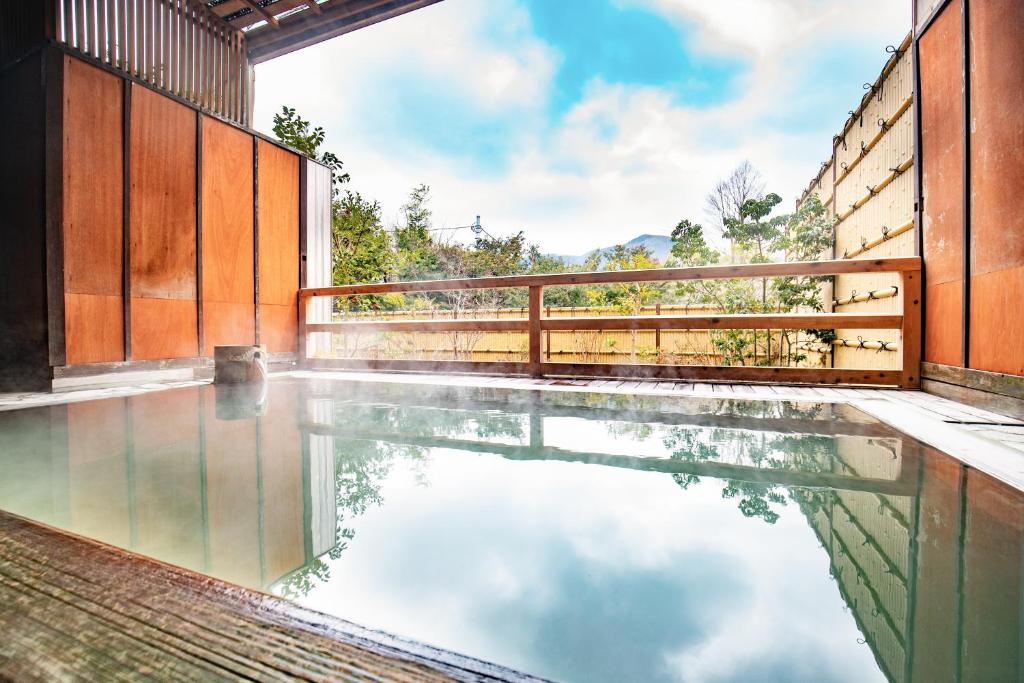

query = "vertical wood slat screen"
55;0;249;126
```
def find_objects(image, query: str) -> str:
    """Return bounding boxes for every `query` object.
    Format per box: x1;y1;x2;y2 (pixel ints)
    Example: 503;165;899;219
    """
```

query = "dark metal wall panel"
0;52;50;389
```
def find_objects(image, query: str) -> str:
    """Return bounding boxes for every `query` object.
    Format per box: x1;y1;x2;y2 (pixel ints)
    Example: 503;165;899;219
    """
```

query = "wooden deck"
0;509;544;682
2;369;1023;681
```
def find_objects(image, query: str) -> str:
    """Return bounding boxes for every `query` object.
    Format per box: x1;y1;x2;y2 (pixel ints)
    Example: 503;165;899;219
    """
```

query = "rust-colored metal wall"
967;0;1024;377
257;140;300;353
201;118;255;357
129;85;199;360
919;1;965;368
62;57;124;365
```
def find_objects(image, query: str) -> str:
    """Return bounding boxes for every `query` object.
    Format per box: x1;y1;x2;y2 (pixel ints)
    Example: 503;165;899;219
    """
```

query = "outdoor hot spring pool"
0;376;1020;682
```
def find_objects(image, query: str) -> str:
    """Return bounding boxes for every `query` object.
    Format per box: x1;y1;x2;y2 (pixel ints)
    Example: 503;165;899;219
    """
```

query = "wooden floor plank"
0;512;542;683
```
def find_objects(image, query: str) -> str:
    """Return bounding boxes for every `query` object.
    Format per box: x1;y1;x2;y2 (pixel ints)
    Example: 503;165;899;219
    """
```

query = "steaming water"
0;377;1020;682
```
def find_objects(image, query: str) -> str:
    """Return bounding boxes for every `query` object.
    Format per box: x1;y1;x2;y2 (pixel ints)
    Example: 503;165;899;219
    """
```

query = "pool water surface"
0;377;1020;682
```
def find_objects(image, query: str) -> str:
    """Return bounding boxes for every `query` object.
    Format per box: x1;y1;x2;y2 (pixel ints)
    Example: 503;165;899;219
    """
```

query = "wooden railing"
298;257;922;388
55;0;251;125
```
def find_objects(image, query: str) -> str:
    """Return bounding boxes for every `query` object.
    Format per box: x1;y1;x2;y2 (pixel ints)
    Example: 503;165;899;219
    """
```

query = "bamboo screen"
55;0;251;125
797;33;914;372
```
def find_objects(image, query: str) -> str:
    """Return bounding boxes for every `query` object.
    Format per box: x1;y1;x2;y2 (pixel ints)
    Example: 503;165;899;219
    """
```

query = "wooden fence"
55;0;250;125
325;304;832;366
299;257;923;387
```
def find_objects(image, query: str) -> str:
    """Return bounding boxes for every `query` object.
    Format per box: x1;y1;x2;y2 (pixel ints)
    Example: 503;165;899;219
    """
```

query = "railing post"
529;286;543;377
297;292;308;366
900;268;922;389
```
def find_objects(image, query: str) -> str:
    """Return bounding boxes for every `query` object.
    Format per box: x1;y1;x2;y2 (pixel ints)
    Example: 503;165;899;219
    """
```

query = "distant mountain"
553;234;673;265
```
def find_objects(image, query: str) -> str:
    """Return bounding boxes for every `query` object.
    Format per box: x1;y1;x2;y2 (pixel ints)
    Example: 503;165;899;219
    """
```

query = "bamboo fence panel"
55;0;250;125
328;304;831;366
798;34;915;372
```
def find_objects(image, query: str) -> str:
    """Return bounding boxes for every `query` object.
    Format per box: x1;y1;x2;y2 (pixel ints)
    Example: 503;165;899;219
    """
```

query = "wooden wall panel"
62;57;123;298
202;301;255;357
259;304;297;353
62;57;125;365
970;267;1024;376
924;281;963;368
130;85;197;301
968;0;1024;278
967;0;1024;378
65;293;125;365
257;140;300;353
920;2;964;367
130;298;198;360
201;117;253;305
202;116;254;355
257;140;299;306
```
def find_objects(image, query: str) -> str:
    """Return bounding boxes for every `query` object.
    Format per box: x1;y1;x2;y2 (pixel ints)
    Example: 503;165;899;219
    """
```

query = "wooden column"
901;268;923;389
528;286;543;377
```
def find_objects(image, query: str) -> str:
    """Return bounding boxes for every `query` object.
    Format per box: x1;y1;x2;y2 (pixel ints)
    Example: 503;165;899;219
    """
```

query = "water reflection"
0;378;1020;682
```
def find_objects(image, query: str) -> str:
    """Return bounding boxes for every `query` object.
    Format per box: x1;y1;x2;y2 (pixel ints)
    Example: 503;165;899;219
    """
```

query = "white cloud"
253;0;910;255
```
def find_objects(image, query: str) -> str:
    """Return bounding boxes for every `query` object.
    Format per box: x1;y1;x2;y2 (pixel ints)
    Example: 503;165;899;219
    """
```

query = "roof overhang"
206;0;444;64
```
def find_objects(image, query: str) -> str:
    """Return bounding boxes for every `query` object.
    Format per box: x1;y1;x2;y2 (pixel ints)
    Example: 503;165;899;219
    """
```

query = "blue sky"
254;0;910;254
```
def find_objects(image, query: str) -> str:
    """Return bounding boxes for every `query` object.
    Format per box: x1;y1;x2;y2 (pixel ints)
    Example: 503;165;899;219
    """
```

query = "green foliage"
332;192;396;311
392;184;441;282
722;192;786;263
271;106;350;191
598;245;664;316
670;219;720;267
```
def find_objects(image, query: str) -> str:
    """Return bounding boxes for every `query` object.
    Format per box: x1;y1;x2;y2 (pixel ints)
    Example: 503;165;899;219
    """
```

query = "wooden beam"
246;0;442;63
539;313;903;331
307;313;902;335
238;0;280;28
300;257;923;297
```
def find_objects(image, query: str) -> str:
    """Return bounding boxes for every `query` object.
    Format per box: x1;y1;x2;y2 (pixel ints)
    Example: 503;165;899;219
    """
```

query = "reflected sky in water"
0;377;1020;682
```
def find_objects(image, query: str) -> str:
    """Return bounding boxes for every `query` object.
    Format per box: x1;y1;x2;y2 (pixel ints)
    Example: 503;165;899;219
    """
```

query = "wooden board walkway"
0;510;544;682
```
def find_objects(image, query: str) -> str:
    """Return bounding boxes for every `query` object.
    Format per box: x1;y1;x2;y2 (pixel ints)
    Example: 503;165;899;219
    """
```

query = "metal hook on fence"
880;225;890;240
878;117;890;131
860;236;869;249
867;185;878;197
857;336;867;349
860;140;868;158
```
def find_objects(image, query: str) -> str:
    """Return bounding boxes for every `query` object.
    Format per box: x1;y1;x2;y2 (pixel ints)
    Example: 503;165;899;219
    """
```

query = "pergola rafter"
203;0;442;63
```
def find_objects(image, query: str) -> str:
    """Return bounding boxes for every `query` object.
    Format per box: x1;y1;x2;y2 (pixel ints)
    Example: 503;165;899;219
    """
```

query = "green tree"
393;184;440;282
271;106;350;192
